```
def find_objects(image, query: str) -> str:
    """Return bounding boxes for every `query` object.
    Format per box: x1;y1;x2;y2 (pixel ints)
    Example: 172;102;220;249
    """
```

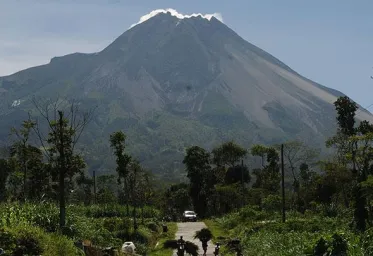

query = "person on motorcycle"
177;236;185;256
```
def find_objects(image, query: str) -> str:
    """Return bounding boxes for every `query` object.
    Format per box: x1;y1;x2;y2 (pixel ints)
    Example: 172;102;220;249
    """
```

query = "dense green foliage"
0;202;169;255
205;206;373;255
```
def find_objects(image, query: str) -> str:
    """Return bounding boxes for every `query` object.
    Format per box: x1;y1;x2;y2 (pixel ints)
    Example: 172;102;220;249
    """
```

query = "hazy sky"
1;0;372;107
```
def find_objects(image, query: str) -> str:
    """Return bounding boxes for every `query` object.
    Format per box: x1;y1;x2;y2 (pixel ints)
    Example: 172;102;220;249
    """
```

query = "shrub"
2;223;81;256
313;237;328;256
330;233;348;255
262;195;282;212
362;228;373;255
146;222;159;232
13;235;43;256
0;228;16;253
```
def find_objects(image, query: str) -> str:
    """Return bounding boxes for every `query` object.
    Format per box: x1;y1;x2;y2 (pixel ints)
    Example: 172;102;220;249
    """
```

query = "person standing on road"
201;238;208;256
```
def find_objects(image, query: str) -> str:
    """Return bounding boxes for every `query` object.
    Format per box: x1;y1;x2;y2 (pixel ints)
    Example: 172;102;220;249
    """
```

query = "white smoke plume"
130;8;223;29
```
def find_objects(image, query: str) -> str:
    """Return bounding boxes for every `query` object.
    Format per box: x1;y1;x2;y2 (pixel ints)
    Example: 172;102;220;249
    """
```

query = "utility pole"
93;170;97;204
281;144;286;223
241;159;244;208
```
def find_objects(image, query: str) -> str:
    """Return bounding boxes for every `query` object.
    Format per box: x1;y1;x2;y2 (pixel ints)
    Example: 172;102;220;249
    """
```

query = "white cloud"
130;8;223;29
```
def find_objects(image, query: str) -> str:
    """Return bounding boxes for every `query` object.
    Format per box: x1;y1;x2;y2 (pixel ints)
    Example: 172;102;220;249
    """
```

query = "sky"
0;0;372;107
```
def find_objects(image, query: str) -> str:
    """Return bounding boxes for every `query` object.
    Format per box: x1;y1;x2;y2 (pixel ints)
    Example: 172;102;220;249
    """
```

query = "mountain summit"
0;10;372;179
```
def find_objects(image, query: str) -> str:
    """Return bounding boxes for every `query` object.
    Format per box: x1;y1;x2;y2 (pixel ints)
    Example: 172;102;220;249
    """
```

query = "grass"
0;202;164;255
149;222;177;256
204;219;229;243
204;206;372;256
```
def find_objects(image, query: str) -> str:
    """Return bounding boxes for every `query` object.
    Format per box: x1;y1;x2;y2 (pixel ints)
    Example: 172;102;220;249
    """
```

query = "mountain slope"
0;11;371;180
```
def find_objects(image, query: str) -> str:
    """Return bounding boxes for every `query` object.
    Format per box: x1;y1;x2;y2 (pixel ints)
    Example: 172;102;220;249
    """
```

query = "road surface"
173;222;215;256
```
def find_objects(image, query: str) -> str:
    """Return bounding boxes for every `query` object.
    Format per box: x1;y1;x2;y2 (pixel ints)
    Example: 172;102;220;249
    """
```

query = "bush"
146;222;159;232
0;228;16;253
362;228;373;255
262;195;282;212
13;235;43;256
131;230;149;245
134;243;148;255
2;223;80;256
0;203;164;255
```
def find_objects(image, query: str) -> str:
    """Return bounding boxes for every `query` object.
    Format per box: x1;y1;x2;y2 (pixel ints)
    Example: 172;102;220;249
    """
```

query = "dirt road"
172;222;215;256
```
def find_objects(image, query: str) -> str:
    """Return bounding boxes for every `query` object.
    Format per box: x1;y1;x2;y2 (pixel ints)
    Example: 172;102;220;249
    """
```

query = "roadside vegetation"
1;95;373;255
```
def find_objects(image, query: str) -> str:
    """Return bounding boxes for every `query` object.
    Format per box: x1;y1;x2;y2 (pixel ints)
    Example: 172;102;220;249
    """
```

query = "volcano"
0;10;371;179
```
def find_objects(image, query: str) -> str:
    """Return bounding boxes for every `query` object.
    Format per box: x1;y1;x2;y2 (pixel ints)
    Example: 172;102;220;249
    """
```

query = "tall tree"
212;141;248;184
275;141;319;209
163;183;192;220
96;174;118;204
10;120;36;201
127;159;143;230
74;173;94;205
32;97;93;229
212;141;247;168
183;146;214;217
48;111;87;228
25;146;49;200
109;131;131;216
136;171;154;224
327;96;371;231
0;158;11;202
251;145;280;194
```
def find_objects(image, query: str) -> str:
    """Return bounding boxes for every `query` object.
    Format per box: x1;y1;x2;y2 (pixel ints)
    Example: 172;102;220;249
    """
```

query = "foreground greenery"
205;206;373;256
0;202;169;255
148;222;177;256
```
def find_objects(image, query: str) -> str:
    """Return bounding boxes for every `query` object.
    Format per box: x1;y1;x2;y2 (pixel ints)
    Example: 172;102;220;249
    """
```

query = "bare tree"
275;141;319;209
277;141;319;183
30;96;95;228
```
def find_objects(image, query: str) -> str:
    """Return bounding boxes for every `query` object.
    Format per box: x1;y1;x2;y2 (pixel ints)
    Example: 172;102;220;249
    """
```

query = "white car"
182;210;197;222
121;241;136;254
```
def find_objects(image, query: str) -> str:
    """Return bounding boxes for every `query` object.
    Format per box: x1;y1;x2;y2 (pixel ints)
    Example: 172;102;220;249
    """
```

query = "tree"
183;146;214;217
0;158;11;202
32;97;93;229
25;146;49;200
10;120;36;201
163;183;192;221
212;141;247;168
212;183;243;214
109;131;131;216
96;174;118;204
224;165;250;185
73;173;94;205
251;144;268;167
251;146;281;194
136;171;155;224
327;96;372;231
127;159;143;230
274;141;319;209
212;141;248;185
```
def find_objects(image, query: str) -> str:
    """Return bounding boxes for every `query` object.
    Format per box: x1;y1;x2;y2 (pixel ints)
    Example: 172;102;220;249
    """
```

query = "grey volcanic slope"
0;12;372;180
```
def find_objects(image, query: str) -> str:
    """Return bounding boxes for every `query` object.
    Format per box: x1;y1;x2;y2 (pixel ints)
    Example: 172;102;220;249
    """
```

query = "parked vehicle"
182;210;197;222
